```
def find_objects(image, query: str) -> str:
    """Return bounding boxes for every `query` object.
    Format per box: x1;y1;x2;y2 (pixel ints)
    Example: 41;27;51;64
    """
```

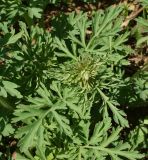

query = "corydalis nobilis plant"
0;1;147;160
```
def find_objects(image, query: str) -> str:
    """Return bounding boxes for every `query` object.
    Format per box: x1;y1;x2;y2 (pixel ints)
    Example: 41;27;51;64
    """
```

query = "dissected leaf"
2;81;22;98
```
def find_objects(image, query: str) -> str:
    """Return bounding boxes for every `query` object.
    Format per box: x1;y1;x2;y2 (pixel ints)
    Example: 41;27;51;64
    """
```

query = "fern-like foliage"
0;1;147;159
12;83;144;160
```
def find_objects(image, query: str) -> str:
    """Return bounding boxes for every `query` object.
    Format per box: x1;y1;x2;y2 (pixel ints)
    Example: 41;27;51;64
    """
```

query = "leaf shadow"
51;13;73;39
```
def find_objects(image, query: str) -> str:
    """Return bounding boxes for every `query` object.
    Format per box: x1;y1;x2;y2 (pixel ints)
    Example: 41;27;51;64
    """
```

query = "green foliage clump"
0;0;147;159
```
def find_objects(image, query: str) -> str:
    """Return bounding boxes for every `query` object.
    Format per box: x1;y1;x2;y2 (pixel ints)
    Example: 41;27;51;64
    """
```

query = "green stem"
0;96;13;111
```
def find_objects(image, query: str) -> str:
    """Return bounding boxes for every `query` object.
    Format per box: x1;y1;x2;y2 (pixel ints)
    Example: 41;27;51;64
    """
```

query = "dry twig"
121;6;144;28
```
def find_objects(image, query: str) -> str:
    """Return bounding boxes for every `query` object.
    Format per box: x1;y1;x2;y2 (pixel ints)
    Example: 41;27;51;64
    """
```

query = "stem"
0;96;13;111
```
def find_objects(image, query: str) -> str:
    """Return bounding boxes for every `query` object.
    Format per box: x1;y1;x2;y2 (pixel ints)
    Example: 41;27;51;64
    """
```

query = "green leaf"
6;31;23;45
2;81;22;98
100;127;122;147
107;101;129;127
1;123;15;136
140;90;148;100
137;36;148;46
52;110;72;136
15;152;29;160
0;87;7;97
28;7;42;19
18;119;42;153
89;118;111;145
